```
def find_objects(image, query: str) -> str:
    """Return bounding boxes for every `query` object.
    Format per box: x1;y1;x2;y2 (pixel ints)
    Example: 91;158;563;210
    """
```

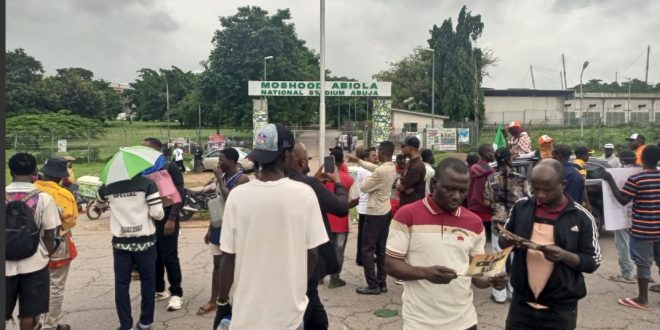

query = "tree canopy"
5;49;124;120
573;78;660;93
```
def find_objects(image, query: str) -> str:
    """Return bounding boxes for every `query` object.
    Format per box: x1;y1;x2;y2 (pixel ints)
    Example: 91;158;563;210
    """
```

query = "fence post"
87;131;91;163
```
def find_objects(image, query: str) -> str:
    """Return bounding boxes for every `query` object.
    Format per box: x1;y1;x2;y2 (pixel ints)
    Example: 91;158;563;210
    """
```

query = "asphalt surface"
7;213;660;330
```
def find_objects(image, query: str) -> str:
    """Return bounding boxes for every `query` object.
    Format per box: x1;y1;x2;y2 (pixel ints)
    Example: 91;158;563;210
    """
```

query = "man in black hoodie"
285;141;349;330
499;159;600;330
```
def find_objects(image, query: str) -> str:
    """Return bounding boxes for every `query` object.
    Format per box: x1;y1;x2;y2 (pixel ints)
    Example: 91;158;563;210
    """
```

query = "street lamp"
421;48;436;128
263;56;273;81
160;70;171;140
579;60;589;138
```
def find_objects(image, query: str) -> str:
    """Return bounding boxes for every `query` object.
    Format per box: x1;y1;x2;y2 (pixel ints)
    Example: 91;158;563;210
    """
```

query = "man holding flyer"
499;159;601;330
385;158;507;330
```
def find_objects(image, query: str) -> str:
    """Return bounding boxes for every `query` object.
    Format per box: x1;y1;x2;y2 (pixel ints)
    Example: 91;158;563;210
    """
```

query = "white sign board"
57;139;67;152
458;128;470;144
437;128;457;151
248;81;391;97
601;168;642;231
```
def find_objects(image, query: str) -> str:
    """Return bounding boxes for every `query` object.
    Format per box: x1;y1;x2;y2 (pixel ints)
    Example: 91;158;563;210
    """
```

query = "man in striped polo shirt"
386;158;507;329
603;145;660;310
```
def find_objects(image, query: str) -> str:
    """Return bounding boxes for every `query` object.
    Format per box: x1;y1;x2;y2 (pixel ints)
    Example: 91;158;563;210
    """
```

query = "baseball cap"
507;121;522;129
247;123;295;164
538;135;553;144
604;143;615;149
63;155;76;161
41;157;70;178
401;136;420;149
575;146;590;156
626;133;645;141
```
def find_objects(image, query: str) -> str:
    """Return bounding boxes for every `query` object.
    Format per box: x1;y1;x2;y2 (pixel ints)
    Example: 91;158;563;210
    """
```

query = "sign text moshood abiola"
248;81;392;97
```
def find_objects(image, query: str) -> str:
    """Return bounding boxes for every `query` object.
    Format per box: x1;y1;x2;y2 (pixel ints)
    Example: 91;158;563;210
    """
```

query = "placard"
601;168;642;231
458;128;470;144
437;128;457;151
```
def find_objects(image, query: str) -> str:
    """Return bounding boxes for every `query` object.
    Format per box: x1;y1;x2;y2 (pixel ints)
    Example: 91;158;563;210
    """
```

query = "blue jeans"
113;245;157;330
613;229;635;278
630;238;660;280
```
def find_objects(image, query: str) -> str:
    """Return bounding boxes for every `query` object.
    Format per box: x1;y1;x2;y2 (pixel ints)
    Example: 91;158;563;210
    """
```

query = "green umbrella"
100;146;163;184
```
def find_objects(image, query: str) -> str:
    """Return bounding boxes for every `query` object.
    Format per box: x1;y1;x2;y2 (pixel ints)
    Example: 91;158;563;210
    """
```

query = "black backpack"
5;190;41;261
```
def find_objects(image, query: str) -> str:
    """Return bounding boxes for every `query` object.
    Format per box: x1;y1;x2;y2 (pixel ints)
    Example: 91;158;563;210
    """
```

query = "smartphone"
323;155;335;173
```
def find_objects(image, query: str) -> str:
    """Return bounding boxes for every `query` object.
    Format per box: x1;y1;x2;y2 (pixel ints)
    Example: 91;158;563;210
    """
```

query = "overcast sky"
7;0;660;89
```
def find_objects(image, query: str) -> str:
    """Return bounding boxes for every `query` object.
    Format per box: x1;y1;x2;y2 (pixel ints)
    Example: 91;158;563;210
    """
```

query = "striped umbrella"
100;146;163;184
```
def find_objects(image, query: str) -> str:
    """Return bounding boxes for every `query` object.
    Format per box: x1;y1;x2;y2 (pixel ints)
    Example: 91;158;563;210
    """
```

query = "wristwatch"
216;297;229;306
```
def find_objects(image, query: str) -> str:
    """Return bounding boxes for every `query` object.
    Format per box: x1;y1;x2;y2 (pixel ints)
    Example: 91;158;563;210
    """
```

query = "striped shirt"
622;169;660;240
386;196;485;330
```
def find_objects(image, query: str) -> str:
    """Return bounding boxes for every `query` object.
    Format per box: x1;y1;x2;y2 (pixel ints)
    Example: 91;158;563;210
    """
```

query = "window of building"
403;123;418;132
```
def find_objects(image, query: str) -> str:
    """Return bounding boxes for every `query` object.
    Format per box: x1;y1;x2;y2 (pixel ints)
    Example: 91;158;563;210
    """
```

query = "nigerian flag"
493;124;507;150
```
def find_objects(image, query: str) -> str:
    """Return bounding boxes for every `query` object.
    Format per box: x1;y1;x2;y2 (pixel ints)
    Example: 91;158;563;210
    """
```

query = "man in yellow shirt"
626;133;646;166
572;146;590;178
35;157;79;330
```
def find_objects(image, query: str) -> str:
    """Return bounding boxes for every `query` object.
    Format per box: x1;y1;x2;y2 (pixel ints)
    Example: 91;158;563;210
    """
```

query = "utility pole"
530;66;536;90
319;0;326;162
645;45;650;84
562;54;568;89
560;72;564;89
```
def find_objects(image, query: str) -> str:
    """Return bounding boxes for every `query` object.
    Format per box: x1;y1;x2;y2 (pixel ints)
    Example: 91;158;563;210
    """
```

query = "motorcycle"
179;177;217;221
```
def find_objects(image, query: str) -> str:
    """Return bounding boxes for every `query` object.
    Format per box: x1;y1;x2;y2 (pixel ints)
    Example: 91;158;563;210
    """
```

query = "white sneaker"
155;291;170;301
395;279;404;285
167;295;183;311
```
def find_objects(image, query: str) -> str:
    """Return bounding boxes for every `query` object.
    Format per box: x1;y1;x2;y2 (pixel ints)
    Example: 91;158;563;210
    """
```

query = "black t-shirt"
399;157;426;207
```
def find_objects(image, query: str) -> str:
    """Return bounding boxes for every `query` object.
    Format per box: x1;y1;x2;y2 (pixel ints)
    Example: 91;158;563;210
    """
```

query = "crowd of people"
4;121;659;330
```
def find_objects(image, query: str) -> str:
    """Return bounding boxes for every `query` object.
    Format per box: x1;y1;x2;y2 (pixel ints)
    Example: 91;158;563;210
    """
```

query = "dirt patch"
183;171;216;188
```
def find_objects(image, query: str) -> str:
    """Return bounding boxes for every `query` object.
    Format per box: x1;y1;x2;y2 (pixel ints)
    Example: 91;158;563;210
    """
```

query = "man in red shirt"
467;144;495;239
324;148;355;288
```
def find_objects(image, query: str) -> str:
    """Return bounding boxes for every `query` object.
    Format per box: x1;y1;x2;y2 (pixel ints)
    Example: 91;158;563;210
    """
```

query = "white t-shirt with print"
220;178;328;330
173;148;184;161
5;182;61;277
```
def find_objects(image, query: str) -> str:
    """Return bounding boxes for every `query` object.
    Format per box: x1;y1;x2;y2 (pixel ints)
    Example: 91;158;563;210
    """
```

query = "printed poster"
458;128;470;144
57;139;67;152
464;246;513;277
437;128;457;151
601;168;642;231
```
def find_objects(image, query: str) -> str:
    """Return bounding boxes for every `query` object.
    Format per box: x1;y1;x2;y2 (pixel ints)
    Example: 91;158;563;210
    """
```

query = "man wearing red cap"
505;121;532;157
537;135;554;159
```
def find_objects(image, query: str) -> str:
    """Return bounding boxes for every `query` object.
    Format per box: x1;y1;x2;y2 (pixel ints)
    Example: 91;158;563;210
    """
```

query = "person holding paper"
385;158;507;330
484;148;532;303
602;145;660;310
499;159;601;330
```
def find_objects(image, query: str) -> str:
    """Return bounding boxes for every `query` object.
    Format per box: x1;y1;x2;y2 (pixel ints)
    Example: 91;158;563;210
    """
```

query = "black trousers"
175;160;186;173
360;212;392;288
155;220;183;297
505;295;577;330
303;279;328;330
356;213;367;266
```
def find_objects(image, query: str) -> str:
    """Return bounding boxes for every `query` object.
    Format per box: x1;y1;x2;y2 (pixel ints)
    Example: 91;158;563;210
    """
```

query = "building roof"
391;108;449;119
483;88;573;97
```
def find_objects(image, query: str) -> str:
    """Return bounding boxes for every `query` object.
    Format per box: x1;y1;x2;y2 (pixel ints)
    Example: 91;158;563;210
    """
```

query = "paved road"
9;213;660;329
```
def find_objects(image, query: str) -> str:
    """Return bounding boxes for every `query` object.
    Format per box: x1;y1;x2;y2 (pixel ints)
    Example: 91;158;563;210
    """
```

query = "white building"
390;108;448;133
483;89;660;125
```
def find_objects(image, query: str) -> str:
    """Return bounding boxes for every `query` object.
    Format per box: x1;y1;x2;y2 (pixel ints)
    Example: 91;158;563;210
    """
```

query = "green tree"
576;79;660;93
199;6;321;128
374;48;434;111
128;66;197;123
5;48;45;115
429;5;487;121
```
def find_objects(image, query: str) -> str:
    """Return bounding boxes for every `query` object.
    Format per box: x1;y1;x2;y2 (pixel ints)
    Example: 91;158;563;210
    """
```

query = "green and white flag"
493;124;507;150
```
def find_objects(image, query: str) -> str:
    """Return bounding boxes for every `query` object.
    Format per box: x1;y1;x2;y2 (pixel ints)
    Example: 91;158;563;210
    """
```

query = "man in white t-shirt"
349;146;373;266
5;153;61;329
214;124;328;330
421;149;436;195
172;144;185;173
